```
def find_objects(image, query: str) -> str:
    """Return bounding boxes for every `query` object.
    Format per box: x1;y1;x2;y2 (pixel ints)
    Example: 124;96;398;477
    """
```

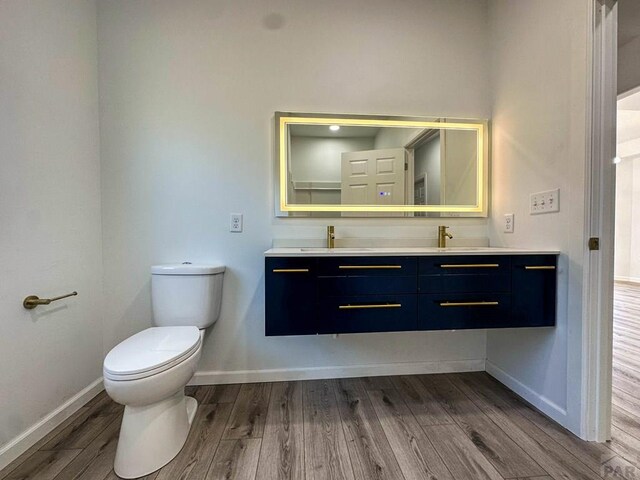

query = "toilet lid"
151;264;225;275
104;326;201;379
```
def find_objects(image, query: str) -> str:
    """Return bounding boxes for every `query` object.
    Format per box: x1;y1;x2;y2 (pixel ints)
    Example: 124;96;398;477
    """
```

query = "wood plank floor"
2;283;640;480
610;281;640;478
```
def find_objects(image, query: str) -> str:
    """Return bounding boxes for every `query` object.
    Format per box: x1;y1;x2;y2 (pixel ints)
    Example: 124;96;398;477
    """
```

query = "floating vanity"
264;248;558;336
268;113;558;336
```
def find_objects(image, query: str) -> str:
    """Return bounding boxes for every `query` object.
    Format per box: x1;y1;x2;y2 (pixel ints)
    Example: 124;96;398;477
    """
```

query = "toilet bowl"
103;264;224;479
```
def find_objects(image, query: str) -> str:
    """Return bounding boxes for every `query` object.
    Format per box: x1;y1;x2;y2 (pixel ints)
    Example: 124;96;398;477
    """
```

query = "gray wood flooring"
1;282;640;479
610;281;640;478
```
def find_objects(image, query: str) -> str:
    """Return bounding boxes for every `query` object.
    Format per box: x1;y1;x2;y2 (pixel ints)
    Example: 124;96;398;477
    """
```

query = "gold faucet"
438;226;453;248
327;225;335;249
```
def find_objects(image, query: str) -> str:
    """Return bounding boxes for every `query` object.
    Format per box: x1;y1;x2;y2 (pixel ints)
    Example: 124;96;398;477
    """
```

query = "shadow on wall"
114;280;153;349
26;304;70;322
262;13;285;30
201;267;266;373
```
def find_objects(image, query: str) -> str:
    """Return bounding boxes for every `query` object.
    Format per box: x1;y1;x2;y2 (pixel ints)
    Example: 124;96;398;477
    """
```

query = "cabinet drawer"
418;274;510;293
318;294;417;334
318;256;417;276
419;256;510;275
418;293;511;330
511;255;557;270
267;257;317;273
319;276;417;296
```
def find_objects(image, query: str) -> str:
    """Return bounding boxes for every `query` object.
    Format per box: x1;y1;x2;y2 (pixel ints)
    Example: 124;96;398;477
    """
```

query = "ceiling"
619;0;640;48
289;125;381;138
619;91;640;111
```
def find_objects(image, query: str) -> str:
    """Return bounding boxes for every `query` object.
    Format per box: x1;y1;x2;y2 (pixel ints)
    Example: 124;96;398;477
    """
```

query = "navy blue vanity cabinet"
511;255;557;327
265;257;318;336
317;256;418;334
418;256;512;330
264;253;557;335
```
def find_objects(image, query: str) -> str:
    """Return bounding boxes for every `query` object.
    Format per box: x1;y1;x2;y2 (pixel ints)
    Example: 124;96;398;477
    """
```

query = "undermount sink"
299;247;372;252
265;246;560;257
297;246;490;253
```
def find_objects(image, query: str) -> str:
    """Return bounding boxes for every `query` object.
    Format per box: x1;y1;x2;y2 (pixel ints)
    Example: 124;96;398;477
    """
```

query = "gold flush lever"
23;291;78;310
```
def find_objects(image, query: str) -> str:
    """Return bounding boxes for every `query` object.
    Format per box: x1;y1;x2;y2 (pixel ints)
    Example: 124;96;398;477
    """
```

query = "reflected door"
340;148;406;217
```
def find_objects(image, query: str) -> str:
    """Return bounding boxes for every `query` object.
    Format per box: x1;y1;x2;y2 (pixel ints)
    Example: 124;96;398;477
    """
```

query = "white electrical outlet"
230;213;243;232
504;213;514;233
530;189;560;215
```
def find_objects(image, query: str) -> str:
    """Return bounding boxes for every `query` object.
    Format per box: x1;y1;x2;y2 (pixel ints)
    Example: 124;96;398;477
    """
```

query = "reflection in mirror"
276;113;487;217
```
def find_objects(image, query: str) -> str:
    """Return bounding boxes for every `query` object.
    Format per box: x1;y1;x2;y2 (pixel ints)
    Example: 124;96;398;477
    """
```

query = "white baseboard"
485;361;567;424
0;378;104;471
190;359;486;385
615;275;640;284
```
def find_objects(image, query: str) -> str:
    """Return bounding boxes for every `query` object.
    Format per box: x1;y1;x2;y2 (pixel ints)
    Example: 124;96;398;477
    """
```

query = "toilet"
103;263;225;479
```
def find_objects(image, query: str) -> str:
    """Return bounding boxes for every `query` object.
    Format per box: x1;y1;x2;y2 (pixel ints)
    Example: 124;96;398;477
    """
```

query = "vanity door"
511;255;557;327
265;257;318;336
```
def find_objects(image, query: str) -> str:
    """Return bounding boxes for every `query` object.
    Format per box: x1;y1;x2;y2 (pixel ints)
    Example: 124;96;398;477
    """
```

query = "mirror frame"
275;112;489;217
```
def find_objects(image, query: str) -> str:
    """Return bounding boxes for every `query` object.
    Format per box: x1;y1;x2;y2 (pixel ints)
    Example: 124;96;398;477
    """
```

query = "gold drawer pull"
339;265;402;270
440;264;499;268
272;268;310;273
524;266;556;270
339;303;402;310
439;301;499;307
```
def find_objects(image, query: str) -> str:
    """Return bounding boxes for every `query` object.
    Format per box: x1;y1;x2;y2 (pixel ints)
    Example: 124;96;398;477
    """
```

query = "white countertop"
264;247;560;257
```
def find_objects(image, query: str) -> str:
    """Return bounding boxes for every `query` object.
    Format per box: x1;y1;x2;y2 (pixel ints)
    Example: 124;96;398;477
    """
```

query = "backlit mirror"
275;112;489;217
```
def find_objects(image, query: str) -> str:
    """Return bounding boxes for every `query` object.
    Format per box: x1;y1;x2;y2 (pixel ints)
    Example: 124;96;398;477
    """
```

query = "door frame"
582;0;617;442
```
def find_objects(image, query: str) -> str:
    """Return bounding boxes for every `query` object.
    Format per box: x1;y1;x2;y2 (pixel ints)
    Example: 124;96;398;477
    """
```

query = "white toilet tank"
151;263;225;329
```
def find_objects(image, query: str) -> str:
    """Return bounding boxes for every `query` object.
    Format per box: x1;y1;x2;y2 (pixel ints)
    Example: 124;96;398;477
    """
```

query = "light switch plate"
504;213;514;233
530;188;560;215
230;213;243;232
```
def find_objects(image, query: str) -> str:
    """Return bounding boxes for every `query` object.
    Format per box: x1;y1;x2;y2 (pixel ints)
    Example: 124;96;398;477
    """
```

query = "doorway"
610;90;640;453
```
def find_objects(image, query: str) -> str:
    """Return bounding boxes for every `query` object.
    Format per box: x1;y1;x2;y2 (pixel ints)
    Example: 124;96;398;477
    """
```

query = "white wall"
0;0;103;466
290;136;374;183
442;129;477;205
615;157;640;283
614;95;640;281
618;0;640;95
415;135;442;205
615;159;634;280
373;127;421;149
97;0;492;384
486;0;590;434
618;36;640;96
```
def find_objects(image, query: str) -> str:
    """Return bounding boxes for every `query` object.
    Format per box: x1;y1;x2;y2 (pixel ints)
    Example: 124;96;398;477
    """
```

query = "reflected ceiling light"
329;125;340;131
614;156;622;164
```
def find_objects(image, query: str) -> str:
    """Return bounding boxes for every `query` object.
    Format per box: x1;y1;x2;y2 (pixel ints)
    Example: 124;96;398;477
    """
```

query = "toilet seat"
104;326;201;381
